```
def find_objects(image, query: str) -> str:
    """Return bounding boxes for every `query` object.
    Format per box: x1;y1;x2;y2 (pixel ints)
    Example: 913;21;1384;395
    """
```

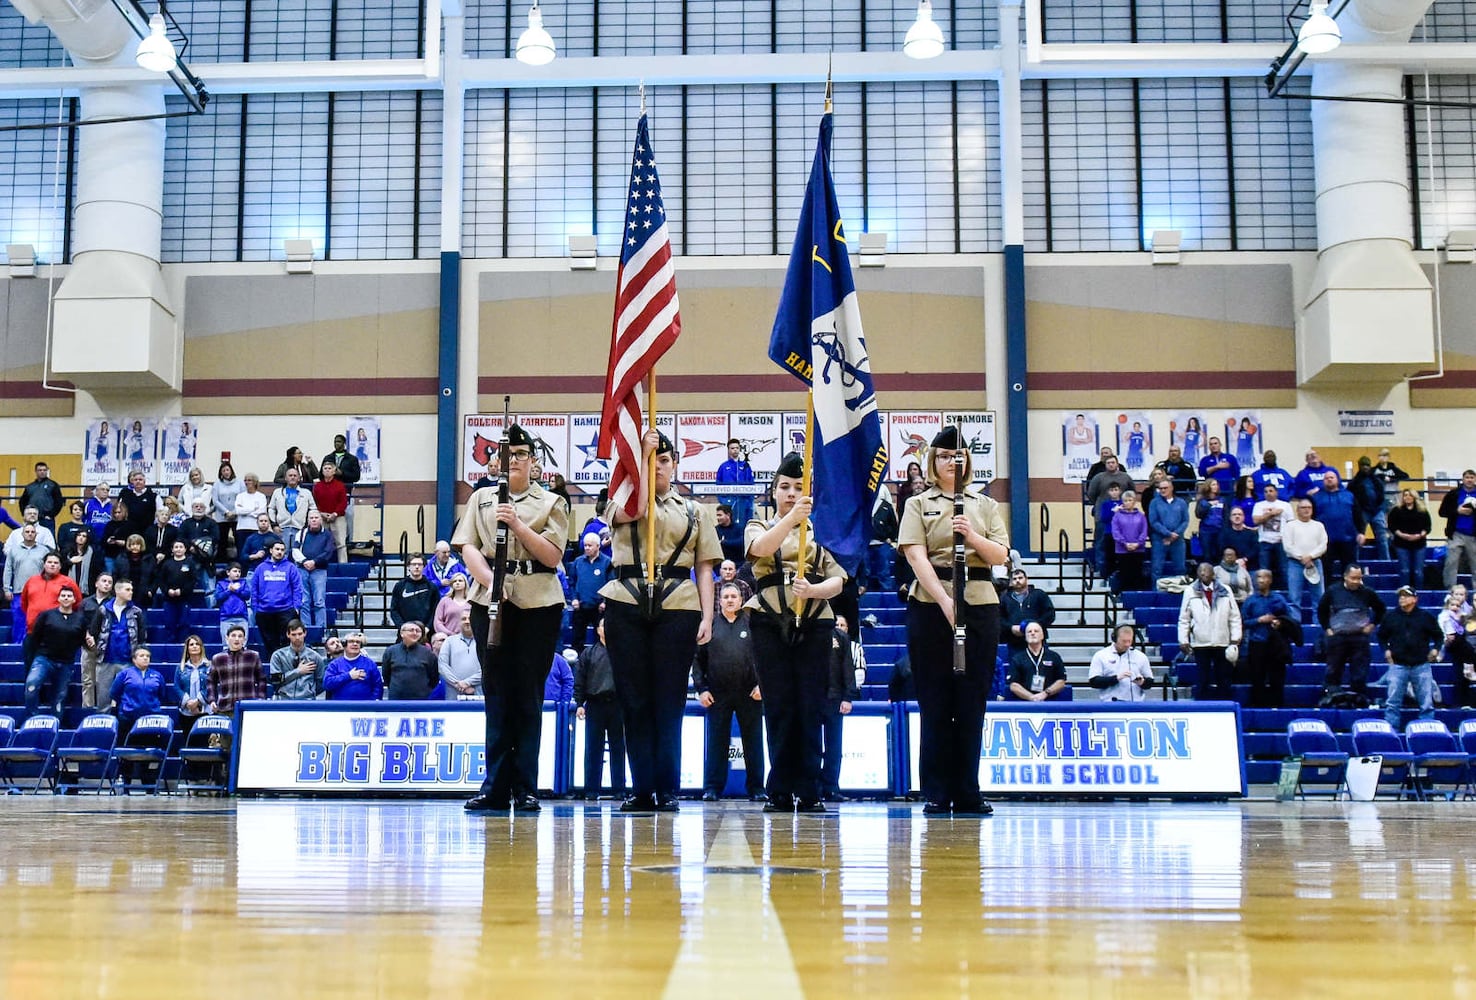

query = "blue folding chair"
1286;717;1349;799
1460;719;1476;773
0;715;62;793
1350;719;1419;800
0;715;14;749
1404;719;1472;801
55;714;119;794
110;714;175;795
177;715;234;794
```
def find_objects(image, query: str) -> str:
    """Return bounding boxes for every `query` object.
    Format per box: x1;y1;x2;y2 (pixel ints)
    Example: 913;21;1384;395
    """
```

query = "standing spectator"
61;529;103;594
84;483;114;538
1196;436;1240;496
567;533;610;652
1177;562;1242;701
24;584;86;717
868;488;899;592
79;573;113;708
144;507;178;565
250;540;305;658
88;578;147;703
177;499;221;598
3;525;46;643
272;446;319;487
323;634;382;700
1148;480;1189;582
1229;476;1258;529
1313;471;1361;580
713;503;745;567
118;470;160;536
1293;450;1339;500
1241;569;1296;708
1008;622;1067;701
389;556;437;630
423;540;466;598
240;513;281;569
1370;448;1410;510
1388;488;1431;590
895;461;927;510
1282;499;1329;618
1377;586;1444;730
232;473;269;555
999;567;1056;656
691;582;763;802
572;618;624;797
433;573;472;641
382;622;439;701
1437;594;1476;710
1220;505;1260;571
1154;445;1197;498
117;535;154;607
578;491;613;558
1093;481;1124;579
1088;624;1153;702
56;500;88;554
19;551;80;662
175;634;213;731
312;462;351;563
544;648;575;703
1438;470;1476;588
439;610;482;699
1213;547;1251;603
208;624;267;713
101;504;133;576
176;467;212;524
295;510;335;630
1317;564;1387;696
715;438;756;526
820;615;861;803
1083;446;1116;486
1252;483;1294;589
19;461;64;532
152;540;197;643
211;462;243;559
6;506;55;553
1250;450;1293;500
324;434;362;489
1349;457;1390;560
1085;455;1133;509
267;467;316;553
214;563;251;645
1193;480;1225;563
1110;489;1149;593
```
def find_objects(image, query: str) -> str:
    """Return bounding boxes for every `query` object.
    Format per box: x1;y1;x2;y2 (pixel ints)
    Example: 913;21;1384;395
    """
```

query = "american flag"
598;113;681;518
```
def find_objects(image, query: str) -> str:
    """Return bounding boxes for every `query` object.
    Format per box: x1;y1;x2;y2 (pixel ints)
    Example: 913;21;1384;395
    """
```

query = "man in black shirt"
25;584;87;716
1377;585;1443;729
1000;568;1057;656
1008;622;1068;701
389;556;438;630
381;622;440;700
19;461;64;532
821;615;863;802
1317;564;1387;694
573;619;626;799
691;582;764;801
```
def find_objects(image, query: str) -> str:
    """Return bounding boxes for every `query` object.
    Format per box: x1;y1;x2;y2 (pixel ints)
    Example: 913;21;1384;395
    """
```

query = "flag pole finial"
639;79;646;115
824;54;833;114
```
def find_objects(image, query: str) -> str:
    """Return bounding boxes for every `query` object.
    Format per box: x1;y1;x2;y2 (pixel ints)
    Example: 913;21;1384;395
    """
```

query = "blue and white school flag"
767;112;887;574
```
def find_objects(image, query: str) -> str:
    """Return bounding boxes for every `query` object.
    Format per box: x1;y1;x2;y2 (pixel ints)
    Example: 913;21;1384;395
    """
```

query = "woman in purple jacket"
1111;489;1150;594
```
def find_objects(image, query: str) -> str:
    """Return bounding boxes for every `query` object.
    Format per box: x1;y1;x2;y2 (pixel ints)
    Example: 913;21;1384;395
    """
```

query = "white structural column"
1300;0;1437;385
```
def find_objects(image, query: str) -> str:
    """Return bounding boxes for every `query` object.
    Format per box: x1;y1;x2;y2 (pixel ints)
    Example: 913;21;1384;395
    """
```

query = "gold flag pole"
644;372;659;585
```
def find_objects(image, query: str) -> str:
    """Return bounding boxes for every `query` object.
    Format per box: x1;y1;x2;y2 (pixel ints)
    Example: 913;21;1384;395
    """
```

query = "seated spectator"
1220;506;1259;573
1177;562;1242;701
296;510;336;630
152;540;198;643
1250;449;1293;500
1282;499;1328;618
1388;488;1431;591
108;646;168;774
433;573;472;640
1148;480;1189;582
1313;471;1360;580
1007;622;1067;701
240;513;281;569
439;610;482;699
1213;548;1251;603
56;500;88;554
214;563;251;645
381;622;439;700
267;467;317;553
1193;480;1225;562
1000;567;1056;655
1197;436;1240;496
423;540;466;598
312;461;350;562
1242;569;1297;708
175;634;212;732
1252;483;1293;589
1377;586;1443;730
273;445;319;487
1110;489;1148;594
232;473;269;555
1088;624;1153;702
208;624;266;714
1293;450;1339;500
390;556;437;630
25;583;86;718
545;647;575;703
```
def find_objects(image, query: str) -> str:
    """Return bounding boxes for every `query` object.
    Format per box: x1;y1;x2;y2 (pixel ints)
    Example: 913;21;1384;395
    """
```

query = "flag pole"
645;371;659;585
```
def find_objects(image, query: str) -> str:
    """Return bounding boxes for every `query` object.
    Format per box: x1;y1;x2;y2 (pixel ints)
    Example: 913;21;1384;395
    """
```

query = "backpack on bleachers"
1318;689;1371;709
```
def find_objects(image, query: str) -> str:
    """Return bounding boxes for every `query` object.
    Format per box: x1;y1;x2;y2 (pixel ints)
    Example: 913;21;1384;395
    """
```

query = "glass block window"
0;99;72;263
240;93;330;259
1228;80;1317;250
162;95;244;262
463;90;508;257
679;84;771;255
1042;78;1140;250
1411;76;1476;250
1138;78;1232;250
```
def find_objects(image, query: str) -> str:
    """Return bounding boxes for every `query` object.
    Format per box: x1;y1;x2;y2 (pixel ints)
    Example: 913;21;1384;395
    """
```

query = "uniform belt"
505;560;555;576
754;571;825;590
931;565;992;582
611;566;690;581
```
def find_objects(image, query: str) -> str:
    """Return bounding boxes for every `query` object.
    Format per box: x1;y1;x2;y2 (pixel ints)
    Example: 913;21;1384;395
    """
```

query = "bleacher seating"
177;715;234;793
111;713;175;794
0;715;61;793
54;714;119;793
1404;720;1471;801
1286;718;1349;798
1350;719;1419;800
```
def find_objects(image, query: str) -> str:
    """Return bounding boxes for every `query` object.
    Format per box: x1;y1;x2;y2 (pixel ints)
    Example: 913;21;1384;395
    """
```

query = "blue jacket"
90;599;147;665
1313;488;1360;542
1095;498;1122;532
214;578;251;618
424;555;467;597
1242;592;1291;643
544;654;574;702
1294;465;1340;499
110;665;167;719
569;553;612;606
175;662;212;710
323;654;383;700
1250;464;1292;498
1198;453;1240;491
250;556;305;612
297;527;336;569
1148;496;1189;539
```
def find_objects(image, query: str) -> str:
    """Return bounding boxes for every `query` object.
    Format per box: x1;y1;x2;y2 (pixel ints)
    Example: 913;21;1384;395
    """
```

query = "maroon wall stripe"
0;381;74;399
184;377;438;397
1408;371;1476;389
478;372;986;395
1029;370;1296;391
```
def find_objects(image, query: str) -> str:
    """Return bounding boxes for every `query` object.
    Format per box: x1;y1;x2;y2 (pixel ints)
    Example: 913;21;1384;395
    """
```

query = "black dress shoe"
952;798;994;817
821;791;849;803
620;794;657;812
795;799;828;814
512;794;541;813
922;800;951;815
464;793;510;813
701;790;721;802
748;792;769;803
762;795;794;813
655;794;680;812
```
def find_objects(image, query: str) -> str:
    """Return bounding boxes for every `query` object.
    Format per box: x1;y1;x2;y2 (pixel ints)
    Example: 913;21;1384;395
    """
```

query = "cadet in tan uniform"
601;429;722;812
745;452;846;813
454;425;570;814
898;426;1009;817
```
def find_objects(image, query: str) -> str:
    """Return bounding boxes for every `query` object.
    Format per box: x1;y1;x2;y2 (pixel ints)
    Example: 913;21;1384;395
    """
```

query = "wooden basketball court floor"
0;797;1472;999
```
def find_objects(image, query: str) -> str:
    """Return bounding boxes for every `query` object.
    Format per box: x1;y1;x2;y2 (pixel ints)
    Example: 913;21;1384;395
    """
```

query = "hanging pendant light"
903;0;945;60
1296;0;1341;55
516;1;557;66
135;5;178;72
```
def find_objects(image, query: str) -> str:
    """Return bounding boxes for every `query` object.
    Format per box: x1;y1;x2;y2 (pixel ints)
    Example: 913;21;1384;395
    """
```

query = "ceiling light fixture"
135;4;178;73
903;0;945;60
516;1;556;66
1296;0;1341;55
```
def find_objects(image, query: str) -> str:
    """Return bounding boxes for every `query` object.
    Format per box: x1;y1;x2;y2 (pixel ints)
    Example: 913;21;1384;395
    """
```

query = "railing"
1037;501;1050;558
415;504;427;556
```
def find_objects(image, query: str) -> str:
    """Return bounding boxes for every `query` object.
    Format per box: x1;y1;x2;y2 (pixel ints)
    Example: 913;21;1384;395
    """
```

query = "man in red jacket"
313;461;350;562
20;552;80;669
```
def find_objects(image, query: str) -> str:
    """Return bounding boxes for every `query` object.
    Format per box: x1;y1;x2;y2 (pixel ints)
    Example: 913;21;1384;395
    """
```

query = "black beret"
506;424;533;448
655;432;675;456
775;451;805;480
931;425;960;449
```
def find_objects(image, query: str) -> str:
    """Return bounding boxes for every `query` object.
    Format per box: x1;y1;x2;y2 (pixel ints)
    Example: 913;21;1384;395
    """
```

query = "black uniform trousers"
820;702;846;795
569;604;601;652
751;614;829;804
604;602;700;799
704;694;765;796
907;599;1000;807
581;695;626;795
470;601;563;802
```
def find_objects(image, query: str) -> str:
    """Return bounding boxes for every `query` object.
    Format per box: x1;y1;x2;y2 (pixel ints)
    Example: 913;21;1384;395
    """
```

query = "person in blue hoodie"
1250;449;1293;500
1313;471;1362;580
214;563;251;644
108;646;167;743
295;510;337;629
250;540;306;658
323;634;383;700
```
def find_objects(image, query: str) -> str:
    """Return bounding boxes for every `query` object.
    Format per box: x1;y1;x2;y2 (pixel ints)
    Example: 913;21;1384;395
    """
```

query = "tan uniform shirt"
898;485;1009;606
450;483;570;610
599;492;723;612
743;517;846;621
